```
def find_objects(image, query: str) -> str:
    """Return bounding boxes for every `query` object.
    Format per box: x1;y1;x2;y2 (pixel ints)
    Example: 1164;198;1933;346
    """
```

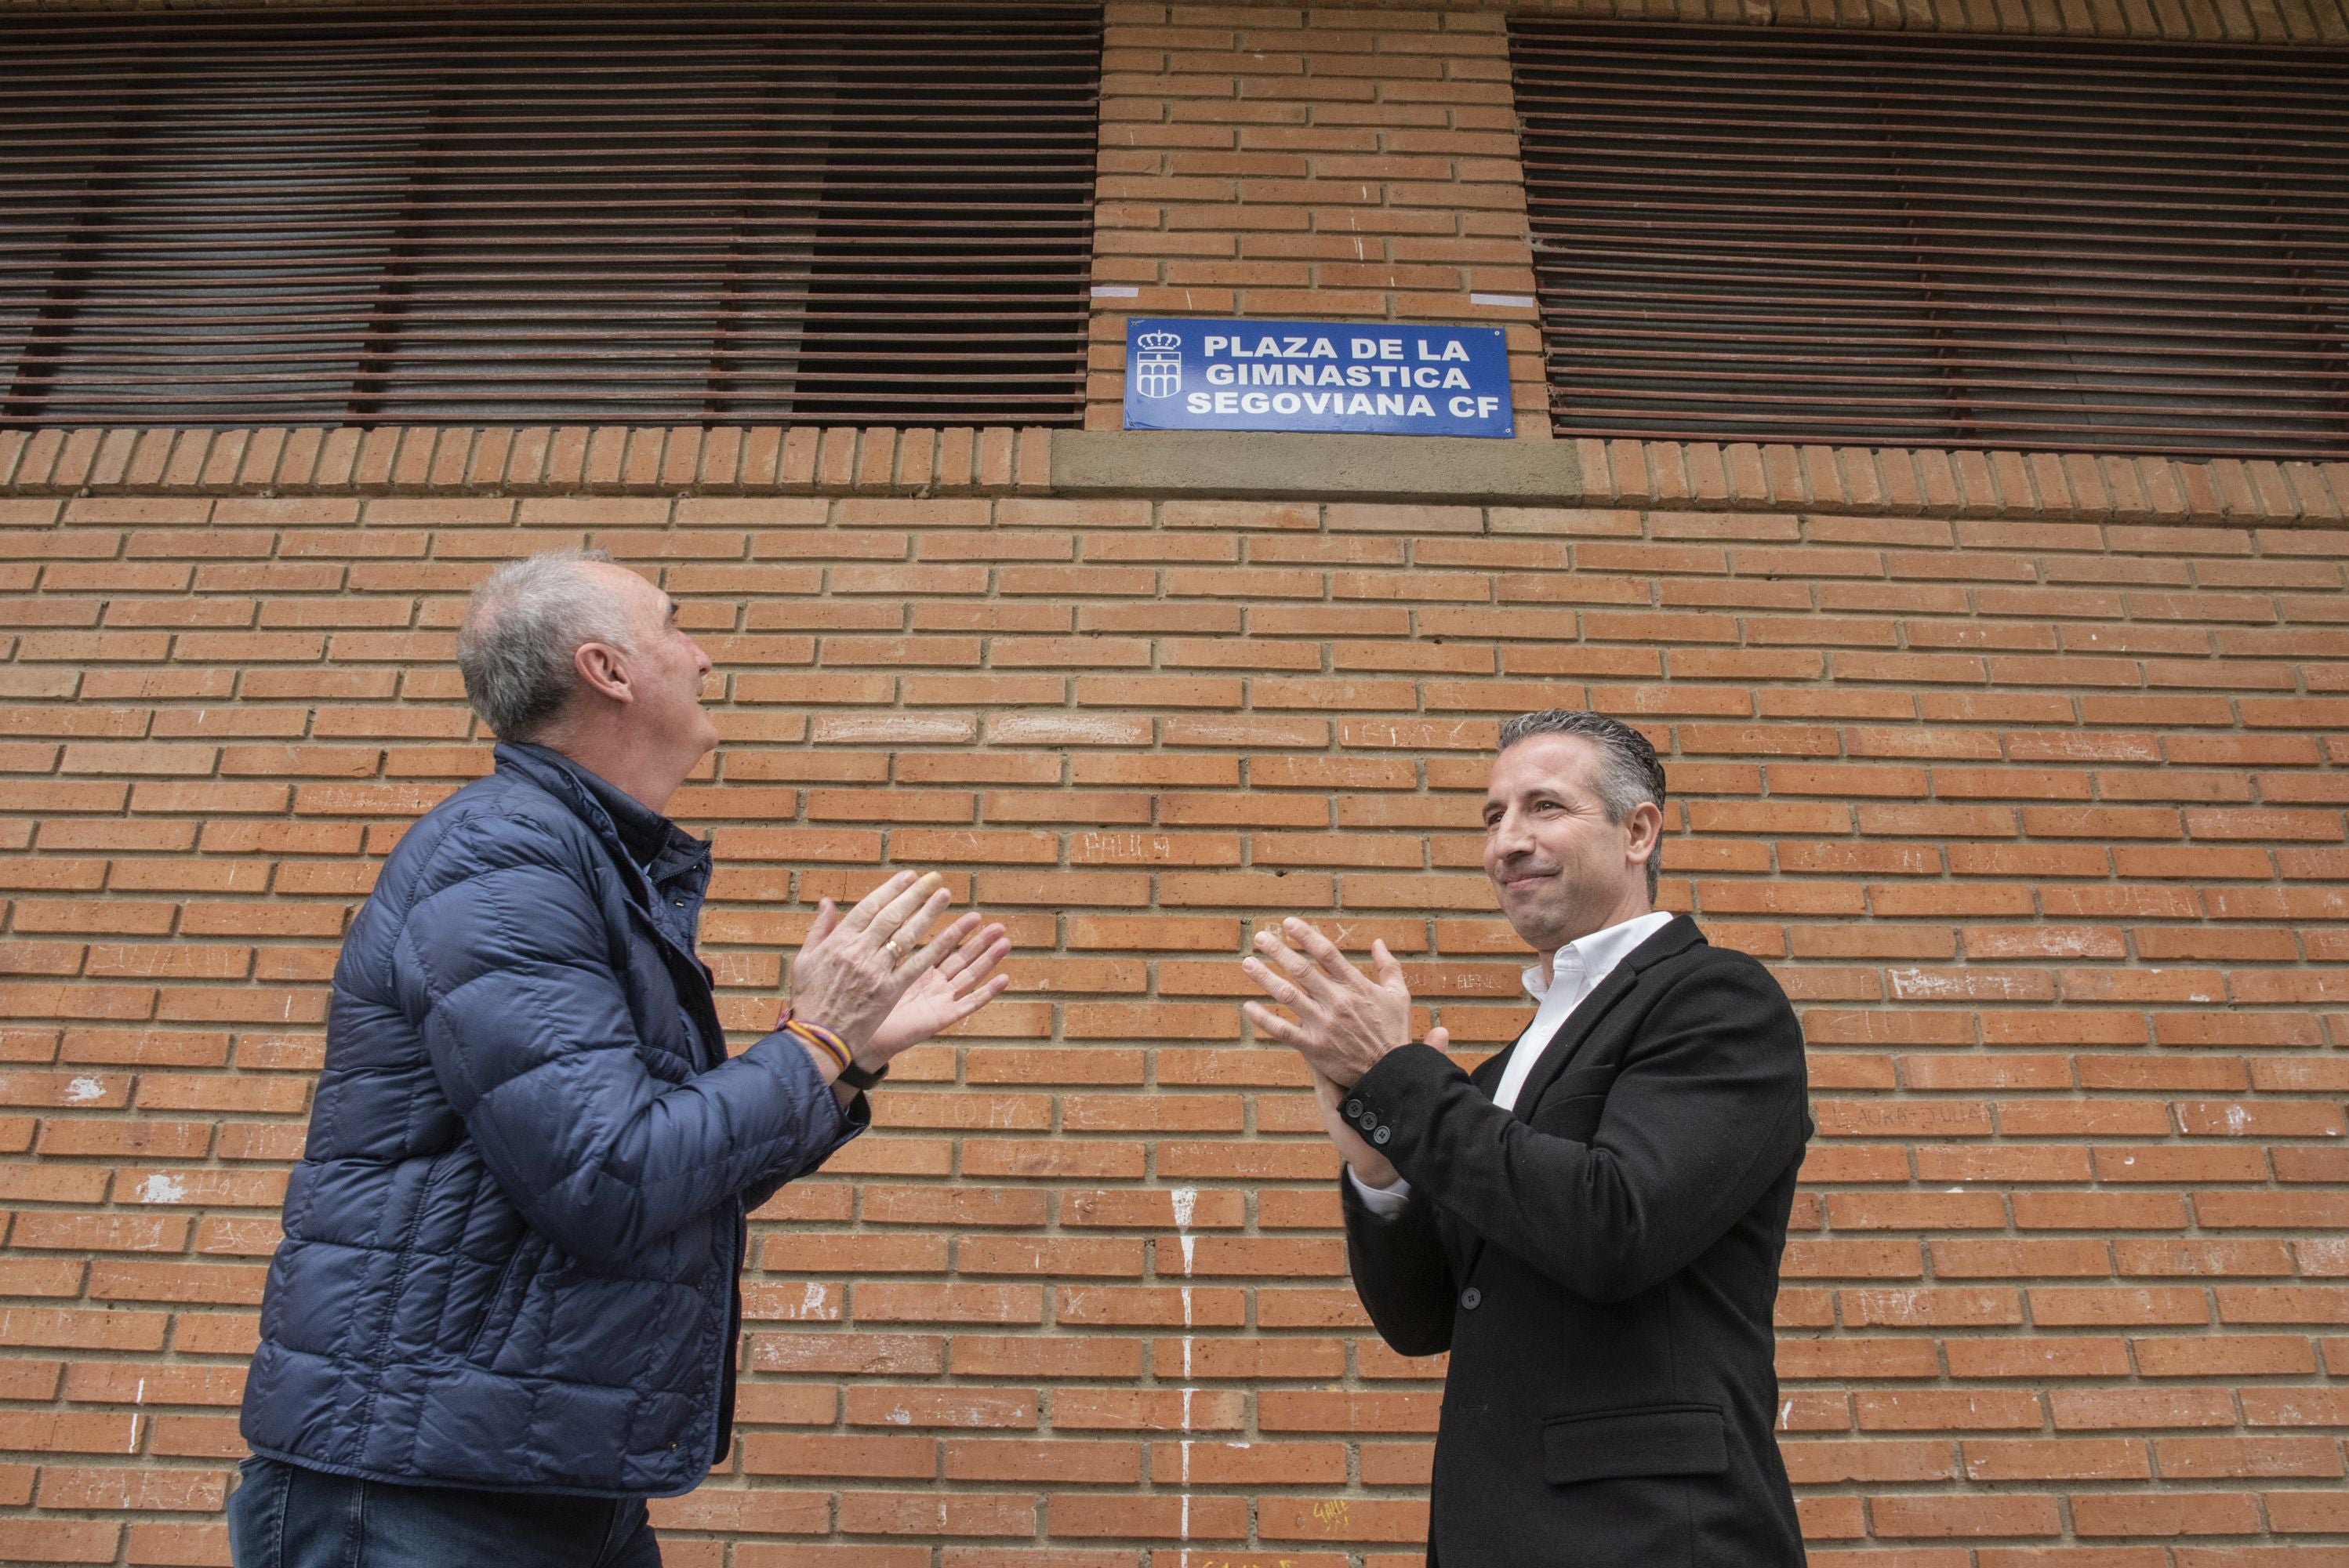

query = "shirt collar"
1522;909;1676;1001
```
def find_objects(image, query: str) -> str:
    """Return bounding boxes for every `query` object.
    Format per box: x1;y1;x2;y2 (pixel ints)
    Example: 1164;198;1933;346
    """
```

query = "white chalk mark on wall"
1171;1185;1199;1565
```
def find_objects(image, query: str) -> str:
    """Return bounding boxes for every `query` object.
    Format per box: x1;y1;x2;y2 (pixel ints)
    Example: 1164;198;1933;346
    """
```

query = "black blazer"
1341;915;1811;1567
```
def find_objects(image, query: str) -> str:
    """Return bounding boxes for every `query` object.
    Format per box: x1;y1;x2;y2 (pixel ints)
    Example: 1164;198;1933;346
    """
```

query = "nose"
1488;803;1534;861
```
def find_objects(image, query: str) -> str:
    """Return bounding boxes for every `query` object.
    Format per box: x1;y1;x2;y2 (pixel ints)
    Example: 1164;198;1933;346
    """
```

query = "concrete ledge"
1050;430;1584;503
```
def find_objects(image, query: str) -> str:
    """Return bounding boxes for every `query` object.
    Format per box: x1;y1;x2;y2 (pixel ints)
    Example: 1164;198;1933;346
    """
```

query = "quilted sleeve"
393;815;855;1267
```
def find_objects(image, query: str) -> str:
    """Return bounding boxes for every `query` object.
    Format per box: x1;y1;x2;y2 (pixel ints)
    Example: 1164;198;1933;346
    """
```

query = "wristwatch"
836;1058;888;1092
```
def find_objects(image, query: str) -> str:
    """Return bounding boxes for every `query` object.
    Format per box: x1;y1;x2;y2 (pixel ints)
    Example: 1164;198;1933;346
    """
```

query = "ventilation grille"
1508;20;2349;459
0;4;1101;428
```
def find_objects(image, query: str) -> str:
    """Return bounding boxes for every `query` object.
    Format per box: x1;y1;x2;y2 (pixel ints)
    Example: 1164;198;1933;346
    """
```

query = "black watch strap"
836;1058;888;1092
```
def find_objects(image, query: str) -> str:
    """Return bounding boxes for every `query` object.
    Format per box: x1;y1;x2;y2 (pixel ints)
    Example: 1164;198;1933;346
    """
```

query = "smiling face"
1482;733;1660;956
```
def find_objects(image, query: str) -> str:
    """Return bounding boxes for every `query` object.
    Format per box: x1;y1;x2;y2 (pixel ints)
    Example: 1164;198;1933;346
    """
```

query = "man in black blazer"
1240;710;1810;1566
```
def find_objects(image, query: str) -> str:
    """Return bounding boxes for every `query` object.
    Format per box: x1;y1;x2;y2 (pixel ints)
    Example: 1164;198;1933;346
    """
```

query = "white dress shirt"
1349;909;1675;1218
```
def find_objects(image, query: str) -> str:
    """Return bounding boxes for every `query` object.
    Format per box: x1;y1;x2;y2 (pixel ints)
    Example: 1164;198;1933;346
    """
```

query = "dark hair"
1498;710;1666;901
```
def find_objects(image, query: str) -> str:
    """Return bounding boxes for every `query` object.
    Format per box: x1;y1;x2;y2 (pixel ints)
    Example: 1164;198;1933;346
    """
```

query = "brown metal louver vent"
1508;20;2349;459
0;4;1101;429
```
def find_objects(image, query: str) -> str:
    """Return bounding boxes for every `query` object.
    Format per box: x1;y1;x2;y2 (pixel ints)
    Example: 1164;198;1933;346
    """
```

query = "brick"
1944;1338;2132;1381
1854;1391;2042;1431
1867;1494;2063;1538
2071;1491;2265;1537
0;1521;122;1564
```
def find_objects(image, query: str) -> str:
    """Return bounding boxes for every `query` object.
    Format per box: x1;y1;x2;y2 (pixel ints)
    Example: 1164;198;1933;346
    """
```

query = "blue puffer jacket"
241;743;860;1497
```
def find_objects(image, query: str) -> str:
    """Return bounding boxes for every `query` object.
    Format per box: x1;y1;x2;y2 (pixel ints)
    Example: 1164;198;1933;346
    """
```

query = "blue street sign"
1123;317;1514;438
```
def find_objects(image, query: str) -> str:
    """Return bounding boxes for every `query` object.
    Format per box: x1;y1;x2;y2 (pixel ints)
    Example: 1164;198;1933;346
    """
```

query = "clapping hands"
867;916;1012;1060
1243;917;1452;1188
1240;916;1415;1090
789;870;1011;1073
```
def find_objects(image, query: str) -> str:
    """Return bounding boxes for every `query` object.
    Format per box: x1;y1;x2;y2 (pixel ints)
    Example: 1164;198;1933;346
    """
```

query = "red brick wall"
3;448;2346;1565
3;0;2347;1563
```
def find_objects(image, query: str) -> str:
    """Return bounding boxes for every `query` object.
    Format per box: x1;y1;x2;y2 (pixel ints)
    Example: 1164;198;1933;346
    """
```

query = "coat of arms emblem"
1133;329;1182;399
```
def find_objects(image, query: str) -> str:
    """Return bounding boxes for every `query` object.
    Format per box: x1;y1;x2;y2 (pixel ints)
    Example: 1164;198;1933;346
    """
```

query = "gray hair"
1498;710;1667;901
456;549;632;742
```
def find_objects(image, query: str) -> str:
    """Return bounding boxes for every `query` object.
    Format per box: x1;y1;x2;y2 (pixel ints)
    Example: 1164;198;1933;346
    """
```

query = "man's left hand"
1240;917;1412;1090
864;916;1012;1063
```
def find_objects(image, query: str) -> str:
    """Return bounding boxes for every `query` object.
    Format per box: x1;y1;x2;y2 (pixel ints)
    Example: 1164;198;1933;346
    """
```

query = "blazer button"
1357;1112;1377;1131
1343;1099;1363;1119
1372;1126;1391;1145
1461;1287;1482;1310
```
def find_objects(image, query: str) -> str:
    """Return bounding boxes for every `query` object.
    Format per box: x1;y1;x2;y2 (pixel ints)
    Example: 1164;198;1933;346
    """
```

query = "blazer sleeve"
391;815;860;1267
1345;953;1807;1305
1340;1167;1458;1357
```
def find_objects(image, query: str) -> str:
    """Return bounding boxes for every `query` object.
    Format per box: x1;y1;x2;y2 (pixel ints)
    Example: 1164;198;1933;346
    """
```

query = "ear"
1624;800;1664;868
573;639;634;706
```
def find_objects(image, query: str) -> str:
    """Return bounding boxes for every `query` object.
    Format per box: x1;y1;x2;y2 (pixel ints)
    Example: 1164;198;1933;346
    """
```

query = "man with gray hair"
230;550;1011;1566
1240;710;1810;1566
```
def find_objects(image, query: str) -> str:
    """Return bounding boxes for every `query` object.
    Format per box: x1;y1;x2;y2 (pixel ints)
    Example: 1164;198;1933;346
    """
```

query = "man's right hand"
786;870;956;1058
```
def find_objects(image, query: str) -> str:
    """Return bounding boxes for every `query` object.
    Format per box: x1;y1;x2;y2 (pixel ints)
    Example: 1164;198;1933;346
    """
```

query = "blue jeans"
227;1456;662;1568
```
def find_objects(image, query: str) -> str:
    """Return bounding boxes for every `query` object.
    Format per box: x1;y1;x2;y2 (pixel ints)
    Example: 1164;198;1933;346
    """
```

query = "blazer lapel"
1447;918;1704;1287
1506;916;1705;1121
